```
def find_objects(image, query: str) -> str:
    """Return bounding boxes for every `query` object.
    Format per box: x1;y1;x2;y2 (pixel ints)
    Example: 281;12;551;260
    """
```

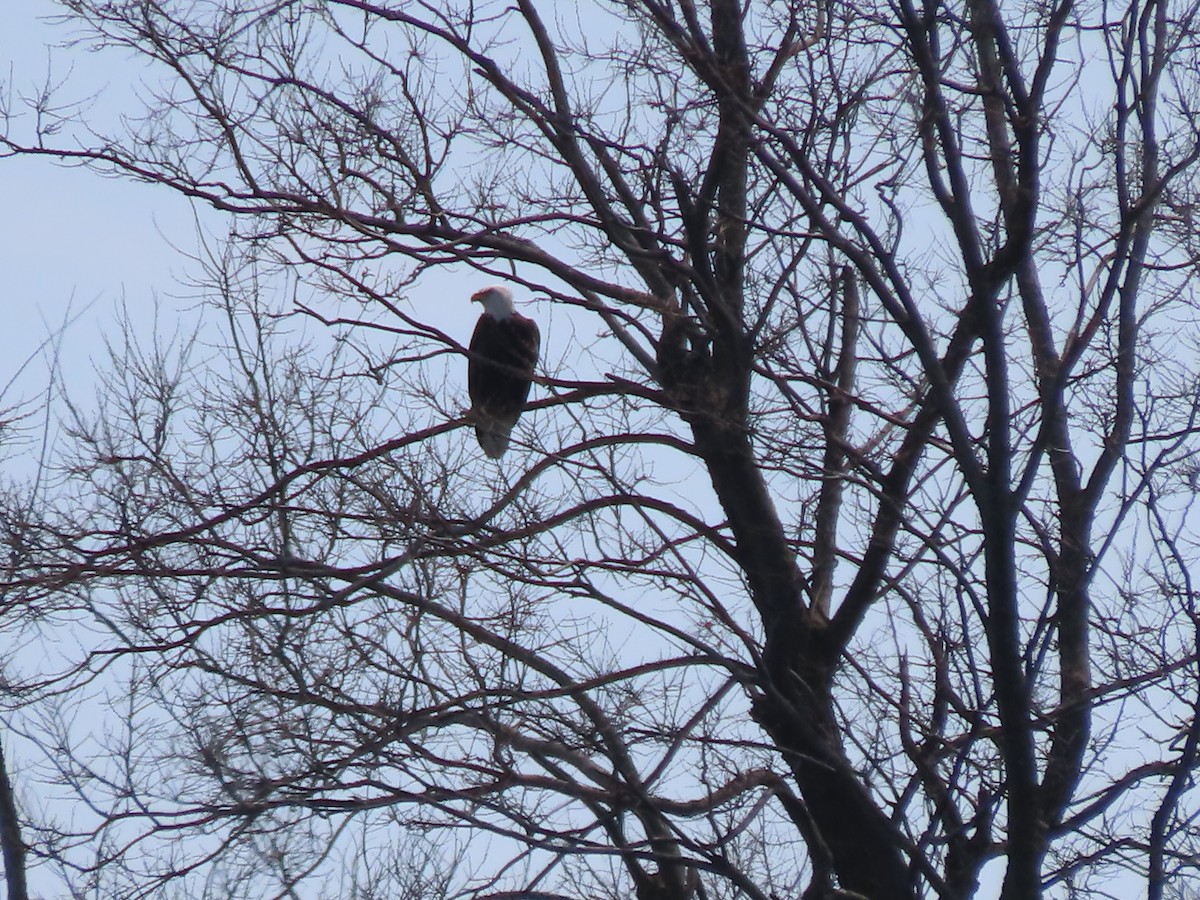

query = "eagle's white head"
471;285;516;320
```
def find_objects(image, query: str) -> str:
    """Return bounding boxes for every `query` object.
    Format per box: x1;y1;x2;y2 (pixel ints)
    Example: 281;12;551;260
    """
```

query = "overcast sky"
1;3;210;427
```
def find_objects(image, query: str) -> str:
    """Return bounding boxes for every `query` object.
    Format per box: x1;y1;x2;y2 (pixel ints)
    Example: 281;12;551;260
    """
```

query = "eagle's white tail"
475;418;513;458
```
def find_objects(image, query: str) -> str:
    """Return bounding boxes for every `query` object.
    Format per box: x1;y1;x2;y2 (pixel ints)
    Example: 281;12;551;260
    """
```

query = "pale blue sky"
2;4;203;410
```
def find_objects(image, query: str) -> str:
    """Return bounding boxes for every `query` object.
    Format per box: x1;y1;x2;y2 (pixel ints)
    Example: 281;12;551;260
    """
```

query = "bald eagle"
468;286;540;458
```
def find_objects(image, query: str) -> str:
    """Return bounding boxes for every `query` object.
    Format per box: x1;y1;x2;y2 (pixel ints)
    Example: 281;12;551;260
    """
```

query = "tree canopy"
3;2;1200;898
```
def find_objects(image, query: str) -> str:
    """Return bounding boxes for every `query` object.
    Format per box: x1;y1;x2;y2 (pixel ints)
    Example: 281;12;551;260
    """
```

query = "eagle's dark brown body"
468;289;539;458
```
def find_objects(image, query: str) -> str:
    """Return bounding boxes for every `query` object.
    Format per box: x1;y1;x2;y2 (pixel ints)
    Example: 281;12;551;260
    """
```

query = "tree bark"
0;738;28;900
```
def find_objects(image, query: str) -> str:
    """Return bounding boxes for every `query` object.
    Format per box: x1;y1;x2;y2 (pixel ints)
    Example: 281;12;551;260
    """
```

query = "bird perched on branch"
467;285;540;458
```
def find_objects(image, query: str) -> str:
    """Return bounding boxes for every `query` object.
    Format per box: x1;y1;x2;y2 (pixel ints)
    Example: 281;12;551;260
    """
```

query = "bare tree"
3;1;1200;898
